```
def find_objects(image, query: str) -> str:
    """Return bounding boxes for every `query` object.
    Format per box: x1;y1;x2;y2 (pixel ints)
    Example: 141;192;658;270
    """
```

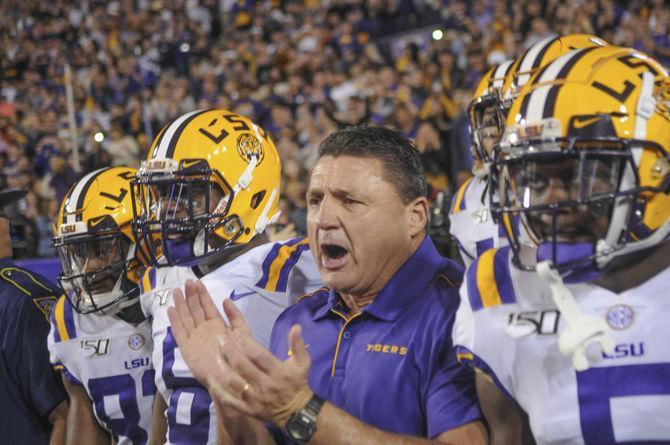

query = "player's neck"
594;241;670;294
116;301;145;325
197;233;270;275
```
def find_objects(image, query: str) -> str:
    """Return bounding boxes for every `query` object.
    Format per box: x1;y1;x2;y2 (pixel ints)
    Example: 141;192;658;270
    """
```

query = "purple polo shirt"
269;236;481;438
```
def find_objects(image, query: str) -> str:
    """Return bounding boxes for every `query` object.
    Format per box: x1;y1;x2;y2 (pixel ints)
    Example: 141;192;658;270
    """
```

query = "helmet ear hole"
250;190;266;209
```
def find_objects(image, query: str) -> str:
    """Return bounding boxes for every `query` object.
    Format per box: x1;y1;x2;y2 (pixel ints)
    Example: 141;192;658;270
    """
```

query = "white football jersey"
449;175;505;267
48;296;155;445
140;237;323;444
453;246;670;444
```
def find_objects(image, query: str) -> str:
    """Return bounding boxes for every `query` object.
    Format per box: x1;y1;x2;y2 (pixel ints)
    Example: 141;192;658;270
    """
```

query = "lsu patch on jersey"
140;237;322;445
449;176;505;267
453;247;670;444
48;296;155;445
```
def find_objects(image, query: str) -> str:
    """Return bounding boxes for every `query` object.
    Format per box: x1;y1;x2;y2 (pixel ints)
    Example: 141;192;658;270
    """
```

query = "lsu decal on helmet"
132;109;281;267
468;59;515;167
54;167;146;313
492;45;670;282
500;34;609;118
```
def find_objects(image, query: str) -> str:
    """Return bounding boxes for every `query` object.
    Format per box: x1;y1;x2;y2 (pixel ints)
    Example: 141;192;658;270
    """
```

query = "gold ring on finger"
240;382;251;399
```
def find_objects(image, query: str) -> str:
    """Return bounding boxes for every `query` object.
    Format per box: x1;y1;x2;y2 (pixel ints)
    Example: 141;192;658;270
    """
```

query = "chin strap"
81;273;126;315
76;244;138;314
597;220;670;269
536;261;614;371
254;187;279;235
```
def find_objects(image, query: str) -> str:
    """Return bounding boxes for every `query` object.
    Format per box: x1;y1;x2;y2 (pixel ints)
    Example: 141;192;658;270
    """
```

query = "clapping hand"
168;279;314;427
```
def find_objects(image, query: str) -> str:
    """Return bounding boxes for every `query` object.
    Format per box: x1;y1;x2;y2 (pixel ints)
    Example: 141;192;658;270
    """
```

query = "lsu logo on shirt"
124;357;150;370
602;343;645;360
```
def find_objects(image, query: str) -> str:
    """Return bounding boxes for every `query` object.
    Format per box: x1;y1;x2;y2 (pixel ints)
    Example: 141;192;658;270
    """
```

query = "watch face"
286;413;316;443
287;419;311;441
286;396;323;444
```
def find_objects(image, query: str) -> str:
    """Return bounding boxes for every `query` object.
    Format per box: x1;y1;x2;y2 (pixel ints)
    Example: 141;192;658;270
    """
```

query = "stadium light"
432;29;444;40
94;132;104;143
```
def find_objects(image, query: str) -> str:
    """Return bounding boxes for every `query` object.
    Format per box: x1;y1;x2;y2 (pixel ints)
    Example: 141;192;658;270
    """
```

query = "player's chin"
553;234;596;244
89;278;117;294
535;227;598;245
530;218;592;244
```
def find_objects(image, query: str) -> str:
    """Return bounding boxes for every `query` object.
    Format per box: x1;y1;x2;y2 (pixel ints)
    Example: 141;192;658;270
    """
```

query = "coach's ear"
407;196;429;237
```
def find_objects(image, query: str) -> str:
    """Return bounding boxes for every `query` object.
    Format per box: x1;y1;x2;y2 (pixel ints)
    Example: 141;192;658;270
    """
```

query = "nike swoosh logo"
182;159;203;169
229;289;256;301
89;217;107;227
572;116;602;129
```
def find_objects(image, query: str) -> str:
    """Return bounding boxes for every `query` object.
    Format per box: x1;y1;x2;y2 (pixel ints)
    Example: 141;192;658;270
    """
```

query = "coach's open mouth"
320;242;350;270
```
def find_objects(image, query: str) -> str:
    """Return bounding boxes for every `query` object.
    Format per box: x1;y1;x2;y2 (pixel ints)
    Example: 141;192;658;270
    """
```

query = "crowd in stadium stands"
1;0;669;259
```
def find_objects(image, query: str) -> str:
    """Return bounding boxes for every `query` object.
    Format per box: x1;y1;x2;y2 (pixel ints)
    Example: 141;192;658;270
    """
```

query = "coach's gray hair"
317;126;427;203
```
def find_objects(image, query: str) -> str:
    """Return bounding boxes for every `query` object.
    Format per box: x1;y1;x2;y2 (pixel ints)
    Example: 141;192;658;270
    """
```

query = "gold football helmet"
53;167;146;313
468;59;514;166
493;46;670;281
132;109;282;266
500;34;609;117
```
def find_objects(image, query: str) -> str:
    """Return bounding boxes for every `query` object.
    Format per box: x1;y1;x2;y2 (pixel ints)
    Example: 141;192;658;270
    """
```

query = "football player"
48;166;156;444
449;59;513;266
453;45;670;444
131;109;322;444
450;34;609;267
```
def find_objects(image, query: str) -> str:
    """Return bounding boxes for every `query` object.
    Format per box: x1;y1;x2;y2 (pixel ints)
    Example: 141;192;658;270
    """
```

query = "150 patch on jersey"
81;339;110;357
506;309;560;338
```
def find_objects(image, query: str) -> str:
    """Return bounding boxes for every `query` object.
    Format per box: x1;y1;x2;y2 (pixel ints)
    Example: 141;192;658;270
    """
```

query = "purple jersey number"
577;363;670;443
162;327;213;443
88;370;154;444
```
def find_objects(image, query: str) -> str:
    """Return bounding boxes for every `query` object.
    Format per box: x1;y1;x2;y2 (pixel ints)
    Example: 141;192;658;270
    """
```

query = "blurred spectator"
37;152;78;203
83;136;114;173
106;123;141;168
523;18;556;49
415;120;451;196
